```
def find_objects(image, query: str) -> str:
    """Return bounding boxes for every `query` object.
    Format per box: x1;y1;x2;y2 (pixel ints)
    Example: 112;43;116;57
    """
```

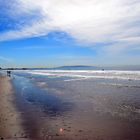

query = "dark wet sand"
1;73;140;140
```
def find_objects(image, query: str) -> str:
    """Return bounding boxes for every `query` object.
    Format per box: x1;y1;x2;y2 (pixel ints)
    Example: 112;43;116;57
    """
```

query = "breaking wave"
27;70;140;81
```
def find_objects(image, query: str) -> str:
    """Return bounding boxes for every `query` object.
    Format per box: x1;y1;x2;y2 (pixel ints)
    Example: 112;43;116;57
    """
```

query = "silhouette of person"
7;71;11;77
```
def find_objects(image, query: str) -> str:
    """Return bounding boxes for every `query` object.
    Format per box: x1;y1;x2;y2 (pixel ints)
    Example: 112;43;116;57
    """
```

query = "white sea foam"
27;70;140;81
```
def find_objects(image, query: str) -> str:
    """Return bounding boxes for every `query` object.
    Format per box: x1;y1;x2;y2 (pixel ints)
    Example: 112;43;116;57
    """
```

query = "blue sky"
0;0;140;68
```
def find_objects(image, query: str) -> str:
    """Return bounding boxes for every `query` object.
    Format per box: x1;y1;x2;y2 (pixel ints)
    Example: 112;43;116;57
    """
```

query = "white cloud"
0;0;140;51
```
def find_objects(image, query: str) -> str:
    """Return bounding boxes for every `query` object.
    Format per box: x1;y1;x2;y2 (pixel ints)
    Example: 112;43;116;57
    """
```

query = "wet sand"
1;72;140;140
0;76;30;140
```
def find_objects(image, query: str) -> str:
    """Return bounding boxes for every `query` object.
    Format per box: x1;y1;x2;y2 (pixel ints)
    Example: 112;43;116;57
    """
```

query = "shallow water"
11;71;140;140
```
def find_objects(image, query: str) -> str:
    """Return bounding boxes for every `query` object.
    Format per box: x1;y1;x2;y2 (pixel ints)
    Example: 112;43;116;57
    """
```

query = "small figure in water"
7;71;11;77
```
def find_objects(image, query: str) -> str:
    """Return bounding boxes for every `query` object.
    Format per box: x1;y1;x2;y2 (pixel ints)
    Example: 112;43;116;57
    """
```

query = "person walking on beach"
7;71;11;77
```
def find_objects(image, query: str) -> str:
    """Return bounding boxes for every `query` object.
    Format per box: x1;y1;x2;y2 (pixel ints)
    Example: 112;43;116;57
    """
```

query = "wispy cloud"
14;46;48;50
0;0;140;52
0;56;13;62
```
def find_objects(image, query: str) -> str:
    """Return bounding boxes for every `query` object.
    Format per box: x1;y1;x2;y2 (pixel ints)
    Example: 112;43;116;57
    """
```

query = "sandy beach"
0;75;30;140
0;70;140;140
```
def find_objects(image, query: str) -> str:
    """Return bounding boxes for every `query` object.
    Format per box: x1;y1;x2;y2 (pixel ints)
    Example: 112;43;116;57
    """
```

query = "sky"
0;0;140;68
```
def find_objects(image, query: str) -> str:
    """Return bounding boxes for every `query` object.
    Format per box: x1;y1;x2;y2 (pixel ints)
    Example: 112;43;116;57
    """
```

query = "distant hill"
6;65;140;71
55;65;100;70
30;65;100;70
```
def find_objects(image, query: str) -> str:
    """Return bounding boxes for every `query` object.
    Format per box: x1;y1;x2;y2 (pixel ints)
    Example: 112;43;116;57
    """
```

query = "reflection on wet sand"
2;72;140;140
12;75;74;140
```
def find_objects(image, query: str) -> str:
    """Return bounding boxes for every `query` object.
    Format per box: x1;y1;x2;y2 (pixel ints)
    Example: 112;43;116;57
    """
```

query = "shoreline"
0;76;30;140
